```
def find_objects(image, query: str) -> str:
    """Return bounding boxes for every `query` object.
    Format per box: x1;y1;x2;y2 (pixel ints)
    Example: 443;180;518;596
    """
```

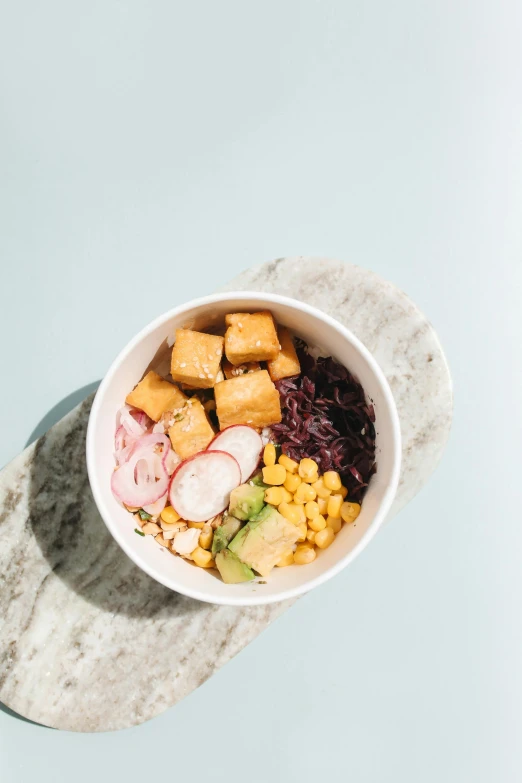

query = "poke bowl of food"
86;292;401;605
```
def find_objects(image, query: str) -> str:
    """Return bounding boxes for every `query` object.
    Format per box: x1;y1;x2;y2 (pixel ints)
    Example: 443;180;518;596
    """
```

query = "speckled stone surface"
0;258;452;732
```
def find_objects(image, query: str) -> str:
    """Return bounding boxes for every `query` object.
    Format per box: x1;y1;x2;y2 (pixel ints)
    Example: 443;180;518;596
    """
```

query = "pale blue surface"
1;1;521;781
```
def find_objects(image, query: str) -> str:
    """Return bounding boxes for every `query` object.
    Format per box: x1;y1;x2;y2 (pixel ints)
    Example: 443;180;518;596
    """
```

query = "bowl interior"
88;294;400;605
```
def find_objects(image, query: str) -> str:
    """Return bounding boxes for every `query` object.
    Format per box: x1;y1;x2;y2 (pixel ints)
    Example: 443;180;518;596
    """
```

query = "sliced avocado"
250;471;270;490
229;504;300;577
215;549;255;584
229;483;265;521
211;515;243;556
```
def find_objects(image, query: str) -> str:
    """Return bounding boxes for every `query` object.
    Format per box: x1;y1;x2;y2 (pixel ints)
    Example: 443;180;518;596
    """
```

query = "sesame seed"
238;322;243;328
180;362;186;368
207;373;213;379
207;354;213;360
247;419;253;423
199;373;205;379
255;340;261;347
215;349;221;355
278;344;282;350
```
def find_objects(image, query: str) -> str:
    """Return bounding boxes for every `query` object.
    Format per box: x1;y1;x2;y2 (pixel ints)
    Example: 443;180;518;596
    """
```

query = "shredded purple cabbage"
272;343;376;500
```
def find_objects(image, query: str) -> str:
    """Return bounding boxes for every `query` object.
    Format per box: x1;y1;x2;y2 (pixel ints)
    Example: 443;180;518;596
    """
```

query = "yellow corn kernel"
161;505;181;524
278;502;302;526
188;521;205;529
264;486;284;506
262;464;287;485
298;458;319;483
341;502;361;523
308;514;327;532
297;522;307;542
327;515;342;533
295;504;307;525
312;478;332;499
263;443;276;466
305;500;320;520
339;485;348;499
315;527;335;549
294;482;317;504
199;526;213;550
192;547;215;568
317;496;328;515
276;550;294;567
327;494;343;518
323;471;342;491
306;529;316;544
280;487;293;503
294;545;317;565
284;472;302;493
279;454;299;473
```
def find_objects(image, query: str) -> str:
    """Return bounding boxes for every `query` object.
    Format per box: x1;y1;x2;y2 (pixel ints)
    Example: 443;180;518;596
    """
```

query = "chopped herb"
134;528;145;536
174;413;184;421
258;580;267;584
138;509;152;521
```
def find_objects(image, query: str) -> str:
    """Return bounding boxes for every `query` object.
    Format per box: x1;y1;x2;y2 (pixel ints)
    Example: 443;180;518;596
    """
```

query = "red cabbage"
272;343;376;500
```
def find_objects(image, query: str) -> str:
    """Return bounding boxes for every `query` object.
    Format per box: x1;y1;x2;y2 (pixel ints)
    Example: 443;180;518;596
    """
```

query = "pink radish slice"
169;450;241;522
208;425;263;482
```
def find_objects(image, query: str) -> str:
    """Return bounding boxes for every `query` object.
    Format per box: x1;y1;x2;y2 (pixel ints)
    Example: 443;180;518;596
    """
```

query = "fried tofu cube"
214;369;282;430
224;311;279;365
168;398;215;459
267;327;301;381
126;371;187;422
222;359;262;379
170;329;224;389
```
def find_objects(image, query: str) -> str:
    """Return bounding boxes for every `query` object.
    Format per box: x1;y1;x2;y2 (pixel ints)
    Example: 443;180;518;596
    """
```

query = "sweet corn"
161;506;181;524
278;502;303;526
284;472;302;493
323;471;342;491
294;482;317;504
199;526;213;550
312;478;332;499
306;529;316;544
188;521;205;529
298;458;319;483
279;454;298;473
297;522;307;542
192;547;215;568
305;500;320;519
295;504;307;525
280;487;293;503
276;550;294;567
339;485;348;499
327;515;342;533
294;545;317;565
262;464;287;485
317;496;328;515
263;443;276;466
315;527;335;549
341;502;361;523
265;486;284;506
327;494;343;518
308;514;327;532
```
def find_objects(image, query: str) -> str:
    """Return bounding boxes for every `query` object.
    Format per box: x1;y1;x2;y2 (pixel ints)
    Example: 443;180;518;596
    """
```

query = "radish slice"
169;450;241;522
208;425;263;482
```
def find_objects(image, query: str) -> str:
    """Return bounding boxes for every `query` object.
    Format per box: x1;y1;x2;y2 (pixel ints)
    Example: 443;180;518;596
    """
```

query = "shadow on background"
0;701;48;727
24;381;102;449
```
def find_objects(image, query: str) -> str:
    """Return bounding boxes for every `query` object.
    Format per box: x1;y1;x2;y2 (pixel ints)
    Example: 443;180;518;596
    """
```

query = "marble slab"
0;258;452;732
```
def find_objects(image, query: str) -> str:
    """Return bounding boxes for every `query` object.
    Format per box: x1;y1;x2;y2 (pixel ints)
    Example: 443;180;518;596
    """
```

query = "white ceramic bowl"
87;292;401;606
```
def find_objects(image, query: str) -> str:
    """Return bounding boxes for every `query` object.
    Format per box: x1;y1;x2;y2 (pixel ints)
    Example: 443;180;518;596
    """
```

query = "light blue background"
1;1;521;781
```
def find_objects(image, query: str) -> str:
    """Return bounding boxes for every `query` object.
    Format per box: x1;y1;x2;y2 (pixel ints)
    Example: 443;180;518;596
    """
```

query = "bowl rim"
86;291;401;606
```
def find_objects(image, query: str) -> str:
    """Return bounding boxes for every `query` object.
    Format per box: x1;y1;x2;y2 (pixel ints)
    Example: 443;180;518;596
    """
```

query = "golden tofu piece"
267;327;301;381
170;329;224;389
224;311;279;365
222;359;261;379
168;398;215;459
126;371;187;422
214;369;282;430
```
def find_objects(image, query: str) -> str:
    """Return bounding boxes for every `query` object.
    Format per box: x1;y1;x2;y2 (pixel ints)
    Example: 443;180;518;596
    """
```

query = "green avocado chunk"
229;504;300;577
229;483;265;521
211;515;243;556
250;471;270;490
215;549;255;584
